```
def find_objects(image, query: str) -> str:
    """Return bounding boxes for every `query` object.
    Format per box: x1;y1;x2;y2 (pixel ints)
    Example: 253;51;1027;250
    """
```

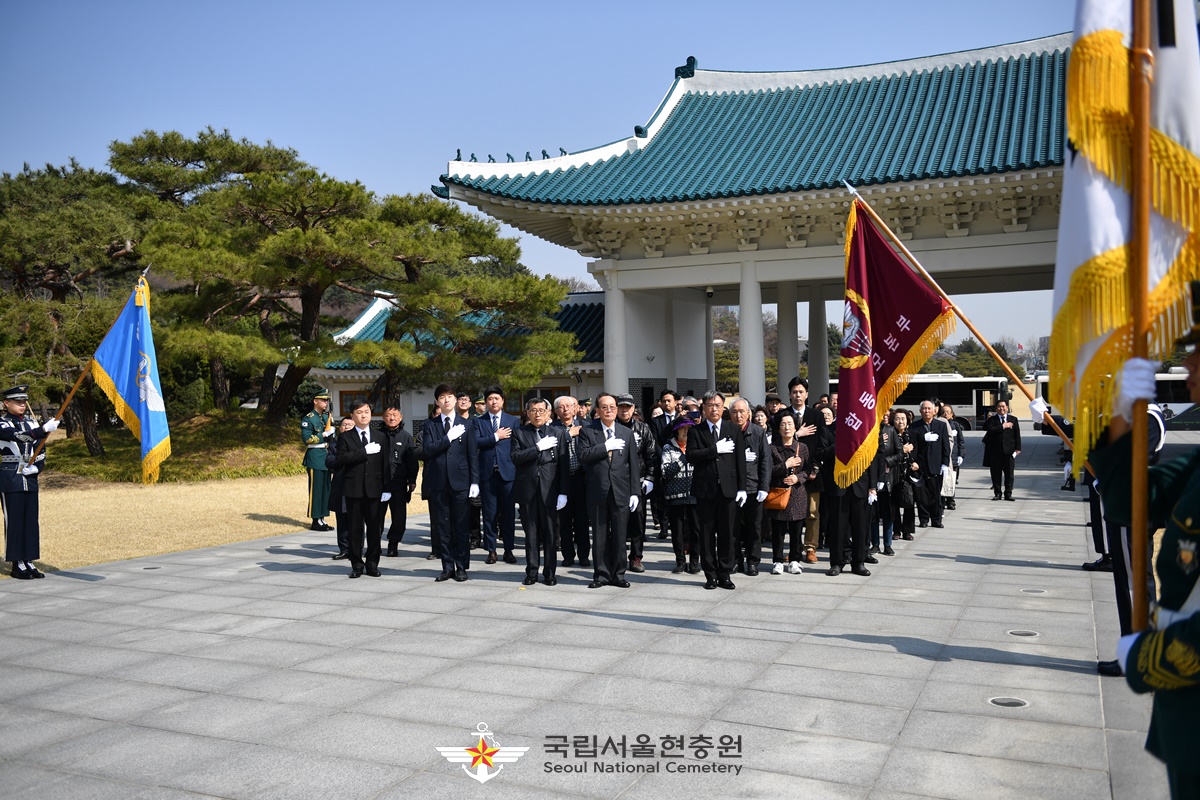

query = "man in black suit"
551;395;590;568
647;390;679;534
420;383;480;582
730;398;771;575
910;399;951;528
511;398;569;586
982;399;1022;501
378;406;418;557
830;451;883;576
334;401;390;578
687;390;748;590
474;386;520;564
577;392;641;588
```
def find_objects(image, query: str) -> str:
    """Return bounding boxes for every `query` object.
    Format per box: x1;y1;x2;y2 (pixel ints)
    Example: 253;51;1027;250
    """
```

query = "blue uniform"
0;412;49;562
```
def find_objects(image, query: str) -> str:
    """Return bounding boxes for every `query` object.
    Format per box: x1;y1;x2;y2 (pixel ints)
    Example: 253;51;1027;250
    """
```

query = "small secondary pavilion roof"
438;34;1070;250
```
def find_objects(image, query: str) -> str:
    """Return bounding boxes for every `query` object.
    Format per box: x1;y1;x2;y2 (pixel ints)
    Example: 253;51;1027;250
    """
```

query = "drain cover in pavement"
1020;588;1047;594
1007;630;1039;637
989;697;1029;708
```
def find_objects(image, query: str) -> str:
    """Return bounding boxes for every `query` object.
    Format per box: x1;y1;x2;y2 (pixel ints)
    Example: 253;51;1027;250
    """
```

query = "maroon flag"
834;200;956;488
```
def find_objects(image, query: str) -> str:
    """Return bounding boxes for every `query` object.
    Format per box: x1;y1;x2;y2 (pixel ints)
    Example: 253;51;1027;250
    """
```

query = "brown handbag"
764;485;791;510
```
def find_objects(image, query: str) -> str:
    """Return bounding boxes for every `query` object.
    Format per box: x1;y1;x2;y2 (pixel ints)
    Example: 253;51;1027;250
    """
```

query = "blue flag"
91;277;171;483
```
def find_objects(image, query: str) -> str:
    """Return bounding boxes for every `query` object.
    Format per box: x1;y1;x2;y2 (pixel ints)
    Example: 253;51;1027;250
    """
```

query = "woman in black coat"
766;414;814;575
887;408;917;542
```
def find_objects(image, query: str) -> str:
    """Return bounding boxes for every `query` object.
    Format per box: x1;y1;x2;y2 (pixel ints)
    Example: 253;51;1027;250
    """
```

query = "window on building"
339;391;382;417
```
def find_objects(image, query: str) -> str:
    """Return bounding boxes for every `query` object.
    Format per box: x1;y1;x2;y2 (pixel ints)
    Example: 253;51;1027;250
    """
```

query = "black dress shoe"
687;562;701;574
704;579;717;590
868;545;880;555
918;521;929;528
883;547;895;556
485;551;498;565
826;565;842;576
864;555;879;564
734;562;745;574
562;557;575;567
10;563;32;580
503;551;517;564
349;568;363;579
1082;556;1114;572
610;579;630;588
719;579;735;590
579;558;591;568
746;564;759;576
851;565;871;577
454;568;468;582
309;520;325;531
991;495;1002;501
932;522;944;528
522;576;537;585
426;552;439;560
587;580;605;588
435;571;454;582
365;566;381;577
671;562;686;574
1097;659;1124;677
902;533;914;540
1004;495;1015;501
332;551;349;560
385;547;398;558
545;576;557;586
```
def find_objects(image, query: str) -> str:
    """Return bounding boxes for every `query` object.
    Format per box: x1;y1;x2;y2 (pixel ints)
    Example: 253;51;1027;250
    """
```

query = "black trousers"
345;495;382;570
628;491;647;560
520;496;559;579
559;471;589;562
737;496;764;565
916;474;944;525
384;491;408;546
696;496;737;581
481;471;516;554
990;456;1015;497
667;503;698;563
1;492;39;562
833;495;870;568
771;518;802;563
431;485;470;571
590;492;629;584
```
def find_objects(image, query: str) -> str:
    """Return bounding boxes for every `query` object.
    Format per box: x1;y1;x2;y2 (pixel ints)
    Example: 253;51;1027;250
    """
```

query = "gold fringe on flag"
90;358;172;484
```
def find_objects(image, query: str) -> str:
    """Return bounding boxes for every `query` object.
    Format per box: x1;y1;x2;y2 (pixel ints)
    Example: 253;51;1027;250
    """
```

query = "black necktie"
444;417;450;433
360;431;368;445
493;415;499;432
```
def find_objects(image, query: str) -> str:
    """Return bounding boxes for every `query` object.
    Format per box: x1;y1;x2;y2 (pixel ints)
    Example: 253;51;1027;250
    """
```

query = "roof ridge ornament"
675;56;697;79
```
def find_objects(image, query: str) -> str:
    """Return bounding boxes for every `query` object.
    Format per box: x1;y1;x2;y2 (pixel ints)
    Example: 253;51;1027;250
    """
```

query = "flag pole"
26;362;92;465
843;185;1076;450
1128;0;1153;633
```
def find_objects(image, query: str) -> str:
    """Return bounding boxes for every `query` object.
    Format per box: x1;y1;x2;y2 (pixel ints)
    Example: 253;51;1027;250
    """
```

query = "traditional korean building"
435;33;1070;401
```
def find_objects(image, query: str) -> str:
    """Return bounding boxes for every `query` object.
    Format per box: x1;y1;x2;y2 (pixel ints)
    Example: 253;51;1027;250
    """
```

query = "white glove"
867;492;877;505
924;431;939;442
956;456;963;466
756;490;768;503
940;464;950;476
468;484;479;499
322;427;335;438
446;424;465;442
629;495;640;512
42;418;60;433
877;482;885;491
735;490;747;507
1029;396;1049;421
364;441;381;455
1116;632;1140;672
21;465;39;476
1114;358;1158;421
745;448;757;463
641;479;654;494
536;436;556;451
380;492;392;503
604;437;625;452
556;494;568;511
716;438;735;454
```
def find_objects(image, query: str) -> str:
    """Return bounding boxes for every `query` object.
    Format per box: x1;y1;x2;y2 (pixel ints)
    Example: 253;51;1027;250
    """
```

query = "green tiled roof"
441;36;1069;206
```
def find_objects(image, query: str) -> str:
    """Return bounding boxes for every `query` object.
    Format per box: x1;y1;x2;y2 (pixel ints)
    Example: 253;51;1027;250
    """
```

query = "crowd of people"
303;379;991;588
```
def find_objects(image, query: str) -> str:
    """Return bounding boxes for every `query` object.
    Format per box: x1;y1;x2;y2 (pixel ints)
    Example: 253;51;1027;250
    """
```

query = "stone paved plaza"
0;430;1183;799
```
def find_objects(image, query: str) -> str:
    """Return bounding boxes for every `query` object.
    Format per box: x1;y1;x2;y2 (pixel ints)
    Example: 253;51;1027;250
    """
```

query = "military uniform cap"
580;397;592;404
1177;281;1200;347
313;390;331;401
1;385;29;401
473;396;484;404
616;393;635;406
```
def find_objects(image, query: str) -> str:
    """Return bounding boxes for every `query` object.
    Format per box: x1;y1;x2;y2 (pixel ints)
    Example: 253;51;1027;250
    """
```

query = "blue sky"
1;0;1076;345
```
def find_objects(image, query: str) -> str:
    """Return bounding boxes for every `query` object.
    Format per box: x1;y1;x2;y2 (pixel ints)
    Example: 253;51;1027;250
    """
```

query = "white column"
808;285;829;397
705;299;715;391
604;277;629;395
776;281;799;397
663;293;677;391
738;261;766;405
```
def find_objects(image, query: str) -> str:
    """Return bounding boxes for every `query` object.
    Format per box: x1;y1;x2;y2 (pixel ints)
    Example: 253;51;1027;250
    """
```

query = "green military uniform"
301;392;333;527
1092;440;1200;791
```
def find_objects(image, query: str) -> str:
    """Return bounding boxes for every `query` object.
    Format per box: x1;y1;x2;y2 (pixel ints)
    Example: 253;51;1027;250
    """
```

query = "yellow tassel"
91;359;142;440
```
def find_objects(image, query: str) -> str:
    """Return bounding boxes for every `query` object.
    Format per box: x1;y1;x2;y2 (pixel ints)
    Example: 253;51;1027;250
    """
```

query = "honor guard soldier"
301;390;335;531
0;385;58;579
